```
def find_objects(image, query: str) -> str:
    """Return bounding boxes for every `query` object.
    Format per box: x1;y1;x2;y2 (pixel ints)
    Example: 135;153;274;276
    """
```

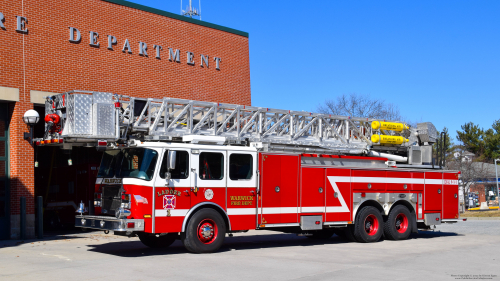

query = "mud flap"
411;211;418;233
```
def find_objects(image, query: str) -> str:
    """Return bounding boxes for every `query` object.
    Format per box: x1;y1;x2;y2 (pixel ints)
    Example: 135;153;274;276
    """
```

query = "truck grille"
101;185;122;216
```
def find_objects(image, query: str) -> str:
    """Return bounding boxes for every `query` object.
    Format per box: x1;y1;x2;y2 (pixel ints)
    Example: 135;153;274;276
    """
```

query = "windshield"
97;148;159;181
97;150;121;178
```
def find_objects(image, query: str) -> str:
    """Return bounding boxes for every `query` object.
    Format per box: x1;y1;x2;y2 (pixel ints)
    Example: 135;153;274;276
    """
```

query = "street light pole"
495;159;500;210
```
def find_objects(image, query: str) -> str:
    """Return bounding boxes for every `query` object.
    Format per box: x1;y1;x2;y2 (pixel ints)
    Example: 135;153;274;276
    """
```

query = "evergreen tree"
483;119;500;160
456;122;485;156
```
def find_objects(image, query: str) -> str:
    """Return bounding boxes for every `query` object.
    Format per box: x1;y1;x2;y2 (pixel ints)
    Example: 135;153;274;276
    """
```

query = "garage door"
0;103;9;240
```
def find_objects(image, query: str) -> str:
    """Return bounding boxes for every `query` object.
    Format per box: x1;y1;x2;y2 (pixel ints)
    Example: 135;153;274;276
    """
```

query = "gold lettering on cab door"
157;189;181;197
230;196;254;206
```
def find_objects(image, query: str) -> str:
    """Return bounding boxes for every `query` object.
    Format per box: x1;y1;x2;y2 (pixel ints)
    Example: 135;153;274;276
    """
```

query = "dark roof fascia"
102;0;249;38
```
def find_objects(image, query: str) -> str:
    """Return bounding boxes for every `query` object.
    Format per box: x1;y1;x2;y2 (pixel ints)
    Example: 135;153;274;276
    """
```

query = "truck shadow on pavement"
86;230;461;257
410;230;462;239
0;229;102;249
0;234;86;249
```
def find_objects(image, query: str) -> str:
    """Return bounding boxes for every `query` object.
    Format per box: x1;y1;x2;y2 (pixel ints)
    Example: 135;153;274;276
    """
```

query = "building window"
160;150;189;179
230;154;253;180
199;152;224;180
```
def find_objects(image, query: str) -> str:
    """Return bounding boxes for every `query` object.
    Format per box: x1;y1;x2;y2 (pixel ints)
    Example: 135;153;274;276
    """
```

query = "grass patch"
462;210;500;217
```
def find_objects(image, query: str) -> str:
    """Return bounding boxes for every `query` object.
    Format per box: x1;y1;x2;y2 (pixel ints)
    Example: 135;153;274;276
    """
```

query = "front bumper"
75;215;145;232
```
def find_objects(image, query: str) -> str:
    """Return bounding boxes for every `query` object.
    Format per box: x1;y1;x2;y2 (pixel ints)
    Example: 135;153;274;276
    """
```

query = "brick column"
9;101;35;239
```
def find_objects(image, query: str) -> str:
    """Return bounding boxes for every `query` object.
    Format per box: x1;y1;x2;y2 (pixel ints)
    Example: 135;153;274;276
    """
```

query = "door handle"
191;168;198;192
275;186;280;193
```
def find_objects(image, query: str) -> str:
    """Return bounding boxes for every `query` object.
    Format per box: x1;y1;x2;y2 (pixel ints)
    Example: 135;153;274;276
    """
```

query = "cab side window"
160;150;189;179
229;154;253;180
199;152;224;180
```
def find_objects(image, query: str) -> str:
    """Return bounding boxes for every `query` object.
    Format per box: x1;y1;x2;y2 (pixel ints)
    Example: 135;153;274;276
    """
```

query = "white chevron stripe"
326;177;350;213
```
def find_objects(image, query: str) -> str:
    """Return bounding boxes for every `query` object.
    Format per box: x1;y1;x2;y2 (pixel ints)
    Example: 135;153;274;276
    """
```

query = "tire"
138;232;178;248
354;206;384;243
181;208;226;253
308;229;335;239
384;205;412;240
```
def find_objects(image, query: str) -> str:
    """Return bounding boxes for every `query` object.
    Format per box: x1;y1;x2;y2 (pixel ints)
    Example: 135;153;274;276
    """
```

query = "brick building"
0;0;250;239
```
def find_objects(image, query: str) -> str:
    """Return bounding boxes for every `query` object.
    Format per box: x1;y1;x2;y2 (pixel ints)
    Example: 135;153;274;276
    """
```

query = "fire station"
0;0;250;239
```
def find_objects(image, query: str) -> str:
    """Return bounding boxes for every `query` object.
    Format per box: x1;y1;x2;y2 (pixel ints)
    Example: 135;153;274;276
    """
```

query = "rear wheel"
181;208;226;253
138;232;178;248
354;206;383;243
384;205;412;240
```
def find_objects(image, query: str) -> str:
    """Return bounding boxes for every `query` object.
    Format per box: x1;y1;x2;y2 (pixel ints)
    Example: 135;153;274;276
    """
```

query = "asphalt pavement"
1;220;499;281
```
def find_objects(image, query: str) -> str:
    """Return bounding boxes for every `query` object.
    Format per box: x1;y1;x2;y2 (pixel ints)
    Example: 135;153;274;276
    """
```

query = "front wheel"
138;232;178;248
354;206;384;243
181;208;226;253
384;205;412;240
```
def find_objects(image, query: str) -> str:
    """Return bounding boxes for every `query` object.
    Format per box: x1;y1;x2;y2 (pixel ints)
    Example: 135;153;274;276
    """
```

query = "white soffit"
0;86;19;102
30;90;58;105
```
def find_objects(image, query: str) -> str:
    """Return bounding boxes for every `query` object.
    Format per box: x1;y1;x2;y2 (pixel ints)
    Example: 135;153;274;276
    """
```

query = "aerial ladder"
37;90;440;167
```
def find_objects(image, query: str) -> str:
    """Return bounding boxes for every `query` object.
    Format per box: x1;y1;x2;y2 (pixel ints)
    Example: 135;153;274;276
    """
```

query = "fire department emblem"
163;195;176;210
204;189;214;200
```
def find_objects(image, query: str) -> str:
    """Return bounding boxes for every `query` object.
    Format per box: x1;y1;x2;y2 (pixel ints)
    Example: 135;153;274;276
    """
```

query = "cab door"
226;151;257;230
153;148;191;234
190;149;227;212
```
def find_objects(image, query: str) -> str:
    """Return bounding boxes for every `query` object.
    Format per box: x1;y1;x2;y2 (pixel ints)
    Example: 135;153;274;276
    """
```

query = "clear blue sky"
129;0;499;142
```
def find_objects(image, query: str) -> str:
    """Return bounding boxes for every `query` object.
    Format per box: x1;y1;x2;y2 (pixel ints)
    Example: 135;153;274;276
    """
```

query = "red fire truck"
34;91;460;253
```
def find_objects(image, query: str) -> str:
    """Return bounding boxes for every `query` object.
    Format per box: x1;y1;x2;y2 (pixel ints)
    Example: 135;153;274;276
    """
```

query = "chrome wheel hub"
202;225;214;239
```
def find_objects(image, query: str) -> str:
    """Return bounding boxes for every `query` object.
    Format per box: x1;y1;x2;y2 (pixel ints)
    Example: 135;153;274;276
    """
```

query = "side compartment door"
259;154;281;225
226;151;257;231
154;148;191;234
325;168;352;222
190;149;227;213
259;154;299;225
412;172;425;220
300;168;325;215
443;172;459;219
280;155;300;224
424;172;443;212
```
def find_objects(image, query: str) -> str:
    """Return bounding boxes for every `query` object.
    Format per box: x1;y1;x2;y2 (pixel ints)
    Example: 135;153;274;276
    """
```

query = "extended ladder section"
38;90;439;165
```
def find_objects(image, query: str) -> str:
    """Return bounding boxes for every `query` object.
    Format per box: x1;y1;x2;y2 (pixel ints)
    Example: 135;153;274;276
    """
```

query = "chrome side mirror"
167;150;177;170
164;172;172;180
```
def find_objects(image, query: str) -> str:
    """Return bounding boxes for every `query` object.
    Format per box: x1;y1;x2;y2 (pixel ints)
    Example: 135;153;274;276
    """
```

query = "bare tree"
317;93;404;121
447;159;493;194
446;147;496;211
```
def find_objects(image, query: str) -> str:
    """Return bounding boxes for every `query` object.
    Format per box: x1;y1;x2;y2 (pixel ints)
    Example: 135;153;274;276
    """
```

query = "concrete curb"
462;217;500;220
